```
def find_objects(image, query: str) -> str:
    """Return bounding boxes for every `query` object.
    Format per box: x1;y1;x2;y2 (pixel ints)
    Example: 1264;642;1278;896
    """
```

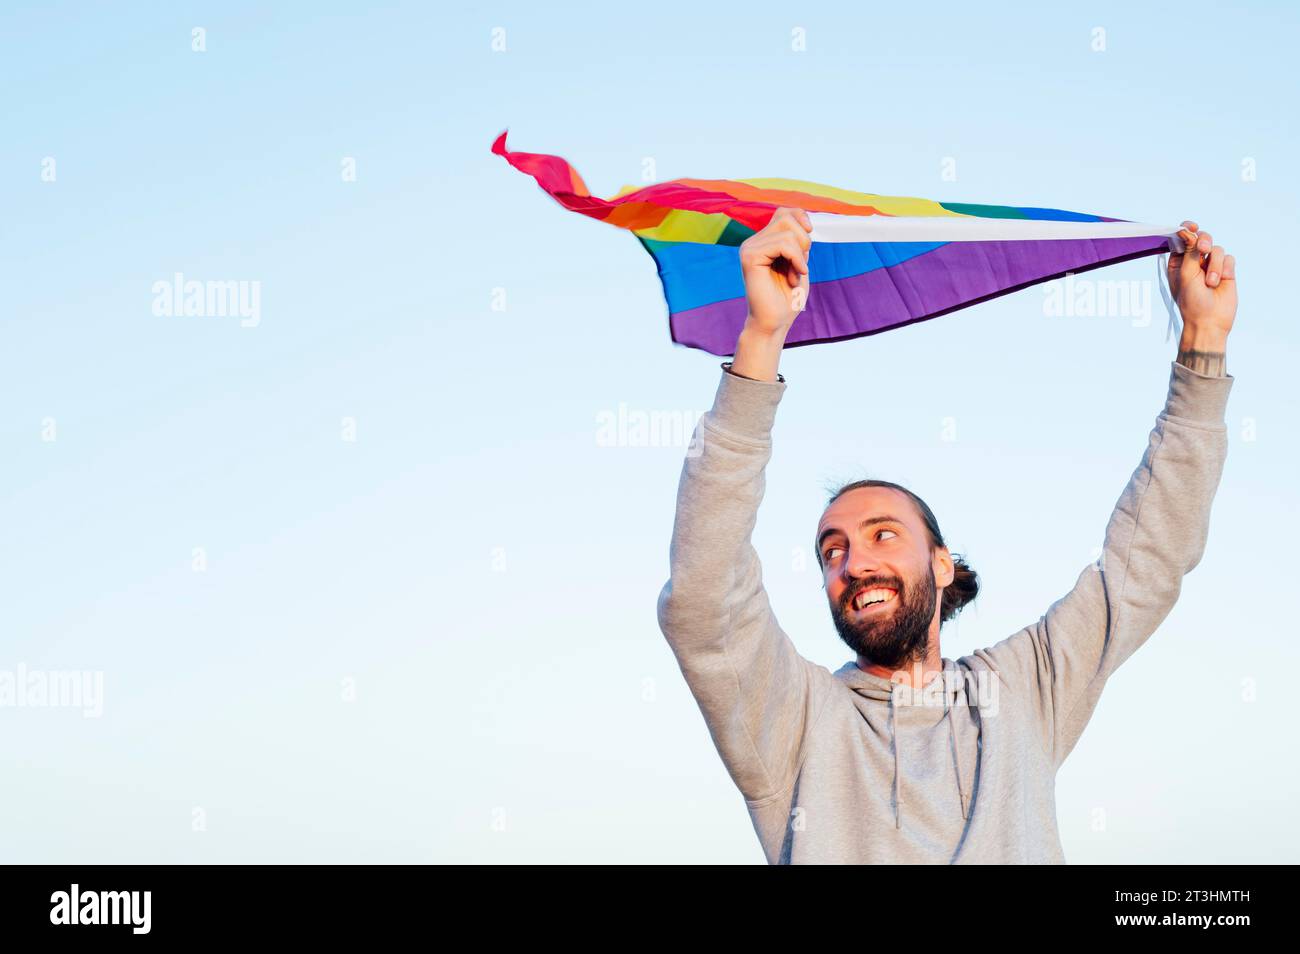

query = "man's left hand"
1169;219;1237;344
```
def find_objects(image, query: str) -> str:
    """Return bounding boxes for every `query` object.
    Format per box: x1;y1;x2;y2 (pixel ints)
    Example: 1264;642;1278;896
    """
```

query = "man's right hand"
729;208;813;382
739;207;813;337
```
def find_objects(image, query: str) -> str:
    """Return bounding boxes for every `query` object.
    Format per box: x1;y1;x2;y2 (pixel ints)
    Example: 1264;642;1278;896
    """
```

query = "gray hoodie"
656;359;1232;863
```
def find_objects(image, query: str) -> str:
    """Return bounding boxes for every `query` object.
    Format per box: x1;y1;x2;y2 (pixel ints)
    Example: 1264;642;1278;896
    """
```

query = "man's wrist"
729;324;787;382
723;361;785;384
1176;326;1229;376
1175;348;1227;377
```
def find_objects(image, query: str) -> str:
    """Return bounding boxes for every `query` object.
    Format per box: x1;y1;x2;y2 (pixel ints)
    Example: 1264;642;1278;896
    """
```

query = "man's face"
816;487;947;669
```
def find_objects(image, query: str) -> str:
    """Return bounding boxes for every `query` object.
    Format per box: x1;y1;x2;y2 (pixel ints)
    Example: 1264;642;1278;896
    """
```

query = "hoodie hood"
832;657;975;830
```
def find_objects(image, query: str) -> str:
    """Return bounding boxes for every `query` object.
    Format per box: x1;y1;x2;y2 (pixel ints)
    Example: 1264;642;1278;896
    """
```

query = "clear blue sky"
2;1;1296;863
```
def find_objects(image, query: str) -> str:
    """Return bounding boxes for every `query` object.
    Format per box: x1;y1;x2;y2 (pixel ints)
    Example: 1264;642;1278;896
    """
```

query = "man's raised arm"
655;208;827;805
977;221;1238;769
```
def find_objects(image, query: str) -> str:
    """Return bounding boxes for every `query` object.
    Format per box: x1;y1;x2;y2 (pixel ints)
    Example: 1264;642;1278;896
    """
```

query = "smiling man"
816;479;978;682
655;207;1237;864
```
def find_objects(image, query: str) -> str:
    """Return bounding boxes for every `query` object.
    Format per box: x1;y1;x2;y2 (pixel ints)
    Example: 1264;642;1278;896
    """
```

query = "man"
655;207;1236;864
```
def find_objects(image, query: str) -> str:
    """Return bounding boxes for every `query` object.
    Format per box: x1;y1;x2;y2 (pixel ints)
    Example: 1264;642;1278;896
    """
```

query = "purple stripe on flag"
668;235;1171;356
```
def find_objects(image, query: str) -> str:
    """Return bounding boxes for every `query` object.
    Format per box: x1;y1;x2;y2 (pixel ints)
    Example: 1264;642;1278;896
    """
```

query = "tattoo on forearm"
1176;348;1227;377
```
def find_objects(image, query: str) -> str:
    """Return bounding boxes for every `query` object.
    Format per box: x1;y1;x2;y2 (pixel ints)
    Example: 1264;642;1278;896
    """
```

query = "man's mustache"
844;578;904;609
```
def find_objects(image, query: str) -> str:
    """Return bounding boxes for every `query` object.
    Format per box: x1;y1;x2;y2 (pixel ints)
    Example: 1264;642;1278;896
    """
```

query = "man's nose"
844;548;881;579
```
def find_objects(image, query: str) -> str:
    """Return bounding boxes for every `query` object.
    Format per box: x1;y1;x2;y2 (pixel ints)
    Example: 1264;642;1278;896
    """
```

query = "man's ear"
934;547;955;588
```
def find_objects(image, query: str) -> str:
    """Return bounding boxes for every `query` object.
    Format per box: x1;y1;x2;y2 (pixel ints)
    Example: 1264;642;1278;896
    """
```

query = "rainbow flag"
493;131;1187;356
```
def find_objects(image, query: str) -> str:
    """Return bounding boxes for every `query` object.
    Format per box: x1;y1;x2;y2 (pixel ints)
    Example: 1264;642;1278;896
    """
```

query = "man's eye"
878;529;898;541
824;547;843;562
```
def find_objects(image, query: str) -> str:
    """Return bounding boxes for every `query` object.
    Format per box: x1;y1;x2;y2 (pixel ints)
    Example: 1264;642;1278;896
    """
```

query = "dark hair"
818;478;979;624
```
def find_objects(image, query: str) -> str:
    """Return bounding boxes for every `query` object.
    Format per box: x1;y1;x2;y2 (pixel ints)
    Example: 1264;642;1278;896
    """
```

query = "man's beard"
829;565;937;669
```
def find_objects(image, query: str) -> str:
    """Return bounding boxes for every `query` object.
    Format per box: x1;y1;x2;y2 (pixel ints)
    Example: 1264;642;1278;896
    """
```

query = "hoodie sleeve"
655;365;824;805
975;360;1233;769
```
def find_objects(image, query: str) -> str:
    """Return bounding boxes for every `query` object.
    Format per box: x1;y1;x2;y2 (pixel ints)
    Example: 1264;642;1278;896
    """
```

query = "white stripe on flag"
806;212;1186;249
